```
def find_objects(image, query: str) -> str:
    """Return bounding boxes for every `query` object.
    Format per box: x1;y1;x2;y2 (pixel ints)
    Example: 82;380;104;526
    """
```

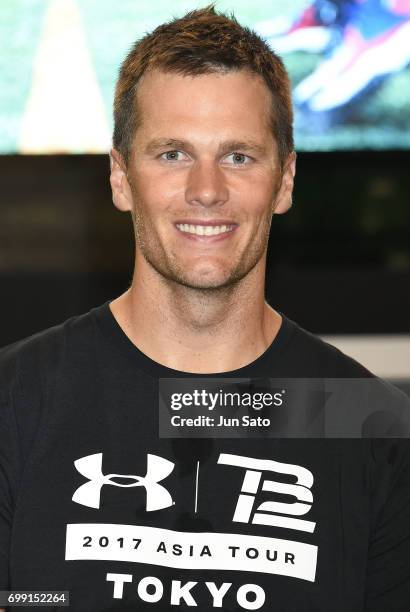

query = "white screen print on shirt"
65;452;318;609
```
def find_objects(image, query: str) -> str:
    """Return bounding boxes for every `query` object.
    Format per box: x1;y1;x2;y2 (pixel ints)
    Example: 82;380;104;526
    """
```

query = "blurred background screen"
1;0;410;154
0;0;409;391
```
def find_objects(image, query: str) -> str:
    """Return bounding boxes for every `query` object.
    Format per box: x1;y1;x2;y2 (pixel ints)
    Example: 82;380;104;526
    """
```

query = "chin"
148;254;242;289
174;272;240;291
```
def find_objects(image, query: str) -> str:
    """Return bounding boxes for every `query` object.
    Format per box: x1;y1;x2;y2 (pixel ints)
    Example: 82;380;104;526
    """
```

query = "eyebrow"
143;138;267;156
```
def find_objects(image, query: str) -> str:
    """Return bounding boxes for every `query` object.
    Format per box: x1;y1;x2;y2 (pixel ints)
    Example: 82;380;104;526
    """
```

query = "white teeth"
176;224;234;236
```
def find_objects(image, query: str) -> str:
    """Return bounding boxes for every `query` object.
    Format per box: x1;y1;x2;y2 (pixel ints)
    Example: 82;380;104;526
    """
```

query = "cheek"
235;171;275;209
242;189;274;222
134;168;181;213
131;189;174;239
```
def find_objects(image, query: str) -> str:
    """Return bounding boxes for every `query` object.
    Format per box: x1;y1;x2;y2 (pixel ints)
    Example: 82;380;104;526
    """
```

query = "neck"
109;256;282;374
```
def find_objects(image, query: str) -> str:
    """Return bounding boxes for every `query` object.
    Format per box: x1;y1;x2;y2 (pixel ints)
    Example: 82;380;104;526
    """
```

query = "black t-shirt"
0;301;409;611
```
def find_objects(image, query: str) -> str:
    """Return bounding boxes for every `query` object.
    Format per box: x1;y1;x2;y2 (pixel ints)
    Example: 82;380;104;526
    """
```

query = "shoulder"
0;304;102;390
0;304;104;462
282;313;374;378
287;319;410;426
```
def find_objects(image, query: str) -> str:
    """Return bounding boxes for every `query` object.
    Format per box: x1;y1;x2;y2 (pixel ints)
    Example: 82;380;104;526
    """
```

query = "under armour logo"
218;453;316;533
72;453;174;511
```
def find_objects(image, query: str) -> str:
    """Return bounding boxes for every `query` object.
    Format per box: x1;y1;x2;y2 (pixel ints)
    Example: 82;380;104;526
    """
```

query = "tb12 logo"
218;453;315;533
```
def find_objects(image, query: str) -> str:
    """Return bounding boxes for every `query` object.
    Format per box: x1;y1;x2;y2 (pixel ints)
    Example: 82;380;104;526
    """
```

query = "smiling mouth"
175;223;237;237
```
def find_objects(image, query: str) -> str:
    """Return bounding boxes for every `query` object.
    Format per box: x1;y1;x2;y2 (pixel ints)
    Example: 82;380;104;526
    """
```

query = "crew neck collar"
93;300;295;378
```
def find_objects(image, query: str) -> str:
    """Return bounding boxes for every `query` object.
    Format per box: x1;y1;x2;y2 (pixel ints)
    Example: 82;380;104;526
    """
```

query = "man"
0;5;409;612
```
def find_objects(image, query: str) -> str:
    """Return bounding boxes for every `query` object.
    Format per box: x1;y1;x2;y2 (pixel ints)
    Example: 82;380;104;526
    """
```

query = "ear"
109;147;134;212
272;151;296;215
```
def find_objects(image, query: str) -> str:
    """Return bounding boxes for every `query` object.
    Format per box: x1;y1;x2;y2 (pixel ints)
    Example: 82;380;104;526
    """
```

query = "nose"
185;159;229;208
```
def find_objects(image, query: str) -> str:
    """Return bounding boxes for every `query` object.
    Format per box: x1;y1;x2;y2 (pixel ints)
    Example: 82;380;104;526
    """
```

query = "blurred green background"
1;0;409;152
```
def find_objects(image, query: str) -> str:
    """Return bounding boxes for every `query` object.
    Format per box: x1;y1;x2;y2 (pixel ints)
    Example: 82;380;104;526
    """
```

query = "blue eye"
226;152;251;165
161;150;183;161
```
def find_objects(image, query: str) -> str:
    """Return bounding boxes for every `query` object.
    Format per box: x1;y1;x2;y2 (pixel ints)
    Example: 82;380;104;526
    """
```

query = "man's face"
110;69;295;291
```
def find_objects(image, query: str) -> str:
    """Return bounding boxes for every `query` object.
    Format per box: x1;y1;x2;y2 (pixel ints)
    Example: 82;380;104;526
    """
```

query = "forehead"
134;68;273;139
